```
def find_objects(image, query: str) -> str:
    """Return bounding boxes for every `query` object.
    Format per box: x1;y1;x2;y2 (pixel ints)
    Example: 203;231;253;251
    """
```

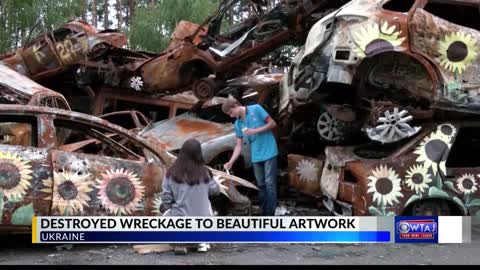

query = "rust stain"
176;119;225;136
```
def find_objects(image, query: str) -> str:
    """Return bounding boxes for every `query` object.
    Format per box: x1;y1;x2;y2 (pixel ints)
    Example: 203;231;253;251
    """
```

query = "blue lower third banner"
38;231;390;243
32;216;471;244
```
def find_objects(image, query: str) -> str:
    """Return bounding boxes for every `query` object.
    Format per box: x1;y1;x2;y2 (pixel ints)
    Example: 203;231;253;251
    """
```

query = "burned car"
285;0;480;144
0;20;127;81
142;113;252;177
0;105;256;231
75;0;348;101
0;64;71;146
0;64;70;110
316;122;480;217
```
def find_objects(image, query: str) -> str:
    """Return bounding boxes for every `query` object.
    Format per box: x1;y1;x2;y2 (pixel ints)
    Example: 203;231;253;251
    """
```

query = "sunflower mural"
456;174;478;195
414;129;453;177
296;159;319;182
367;165;403;216
438;32;478;75
97;168;145;215
0;152;32;201
352;21;405;58
405;164;432;195
41;171;93;215
443;173;480;212
152;194;163;215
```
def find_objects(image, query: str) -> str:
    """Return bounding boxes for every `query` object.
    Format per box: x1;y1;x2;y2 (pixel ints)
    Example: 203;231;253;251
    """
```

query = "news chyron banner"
31;216;472;244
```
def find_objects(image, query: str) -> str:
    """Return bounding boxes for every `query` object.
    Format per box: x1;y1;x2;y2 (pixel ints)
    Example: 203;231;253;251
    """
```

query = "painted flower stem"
0;192;3;222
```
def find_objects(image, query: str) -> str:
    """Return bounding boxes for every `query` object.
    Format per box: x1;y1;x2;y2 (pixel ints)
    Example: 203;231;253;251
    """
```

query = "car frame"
0;105;256;232
285;0;480;144
0;20;127;81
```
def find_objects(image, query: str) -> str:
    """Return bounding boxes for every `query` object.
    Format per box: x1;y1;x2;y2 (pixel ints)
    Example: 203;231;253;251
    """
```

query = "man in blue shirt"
222;95;278;216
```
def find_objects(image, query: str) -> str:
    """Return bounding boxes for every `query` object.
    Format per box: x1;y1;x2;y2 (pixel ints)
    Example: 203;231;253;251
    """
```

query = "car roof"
0;65;55;96
0;105;160;154
0;65;71;107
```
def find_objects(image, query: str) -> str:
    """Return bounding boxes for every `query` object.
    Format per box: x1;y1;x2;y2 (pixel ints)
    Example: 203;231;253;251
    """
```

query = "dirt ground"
1;236;480;265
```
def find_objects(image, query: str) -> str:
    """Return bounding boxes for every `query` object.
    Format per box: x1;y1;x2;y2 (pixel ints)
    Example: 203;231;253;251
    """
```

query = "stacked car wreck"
284;0;480;217
3;0;480;233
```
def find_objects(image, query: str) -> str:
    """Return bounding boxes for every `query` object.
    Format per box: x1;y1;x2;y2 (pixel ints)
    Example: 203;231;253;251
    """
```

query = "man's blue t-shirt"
234;104;278;163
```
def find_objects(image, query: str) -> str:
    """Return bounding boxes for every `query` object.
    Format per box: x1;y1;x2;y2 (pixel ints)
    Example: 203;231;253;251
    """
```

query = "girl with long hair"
161;138;225;254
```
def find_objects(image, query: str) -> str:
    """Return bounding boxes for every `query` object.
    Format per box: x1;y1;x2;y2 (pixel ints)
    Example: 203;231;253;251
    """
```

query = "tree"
103;0;109;29
128;0;219;51
92;0;98;28
116;0;122;31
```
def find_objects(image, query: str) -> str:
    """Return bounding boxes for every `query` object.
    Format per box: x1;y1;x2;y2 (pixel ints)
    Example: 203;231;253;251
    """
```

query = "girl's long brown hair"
166;138;212;185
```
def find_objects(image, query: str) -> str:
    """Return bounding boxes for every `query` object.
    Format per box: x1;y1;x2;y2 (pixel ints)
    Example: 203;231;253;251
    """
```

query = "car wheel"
316;110;356;143
412;200;451;216
193;78;216;101
365;105;421;144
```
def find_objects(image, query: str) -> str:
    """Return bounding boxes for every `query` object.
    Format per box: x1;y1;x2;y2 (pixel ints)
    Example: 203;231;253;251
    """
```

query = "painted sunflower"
153;195;163;215
438;32;478;75
367;165;403;207
0;152;32;200
97;168;145;215
296;159;319;182
437;123;457;140
456;174;478;195
414;130;451;176
405;164;432;194
41;171;93;215
352;21;405;58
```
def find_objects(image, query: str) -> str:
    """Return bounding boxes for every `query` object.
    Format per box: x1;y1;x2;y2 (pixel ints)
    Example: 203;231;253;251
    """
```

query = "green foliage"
128;0;219;51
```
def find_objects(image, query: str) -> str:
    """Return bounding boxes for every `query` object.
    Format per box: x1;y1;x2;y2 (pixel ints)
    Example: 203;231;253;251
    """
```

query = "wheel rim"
193;80;214;100
129;76;144;91
317;111;341;141
366;107;420;143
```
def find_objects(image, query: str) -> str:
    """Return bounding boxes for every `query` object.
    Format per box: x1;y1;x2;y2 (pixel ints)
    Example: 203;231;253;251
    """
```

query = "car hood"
142;113;234;151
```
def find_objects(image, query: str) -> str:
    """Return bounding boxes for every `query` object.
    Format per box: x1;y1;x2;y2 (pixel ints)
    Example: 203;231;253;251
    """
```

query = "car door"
444;124;480;216
48;118;165;217
409;0;480;105
20;34;62;77
0;114;52;227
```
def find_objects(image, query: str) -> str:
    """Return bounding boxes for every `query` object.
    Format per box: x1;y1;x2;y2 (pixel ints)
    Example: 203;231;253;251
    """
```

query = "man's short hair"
222;95;241;114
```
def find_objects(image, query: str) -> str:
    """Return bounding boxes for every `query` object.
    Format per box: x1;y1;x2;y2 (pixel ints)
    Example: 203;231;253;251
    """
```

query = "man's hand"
224;161;233;171
244;128;257;136
216;177;230;198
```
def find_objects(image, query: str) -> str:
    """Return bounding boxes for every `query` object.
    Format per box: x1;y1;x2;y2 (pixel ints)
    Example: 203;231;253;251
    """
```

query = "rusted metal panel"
143;113;234;151
0;144;52;225
0;21;127;81
0;105;257;230
166;20;208;51
92;88;226;116
287;154;323;198
321;122;480;217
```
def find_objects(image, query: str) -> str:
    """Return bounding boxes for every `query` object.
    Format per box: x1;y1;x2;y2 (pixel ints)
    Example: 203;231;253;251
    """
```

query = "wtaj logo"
394;217;438;243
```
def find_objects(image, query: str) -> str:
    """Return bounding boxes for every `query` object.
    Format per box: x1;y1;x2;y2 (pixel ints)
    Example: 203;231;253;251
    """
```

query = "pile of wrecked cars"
283;0;480;217
3;0;480;234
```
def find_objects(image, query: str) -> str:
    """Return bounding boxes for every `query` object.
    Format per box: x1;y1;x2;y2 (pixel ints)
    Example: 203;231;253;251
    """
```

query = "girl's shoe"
197;243;210;253
174;246;188;255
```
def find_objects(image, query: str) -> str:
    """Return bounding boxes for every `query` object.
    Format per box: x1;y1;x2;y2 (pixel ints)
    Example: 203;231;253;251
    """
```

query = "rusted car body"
76;0;349;101
0;64;70;110
142;113;252;173
100;110;151;130
0;21;127;81
285;0;480;144
314;122;480;217
0;65;71;147
0;105;256;232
